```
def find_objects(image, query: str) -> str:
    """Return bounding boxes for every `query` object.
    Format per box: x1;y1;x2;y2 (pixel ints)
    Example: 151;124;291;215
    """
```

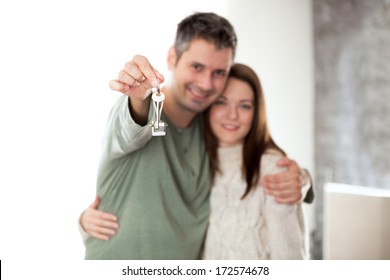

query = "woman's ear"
167;46;176;70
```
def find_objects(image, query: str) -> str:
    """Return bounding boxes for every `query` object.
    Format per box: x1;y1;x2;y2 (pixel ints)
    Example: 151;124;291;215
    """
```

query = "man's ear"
167;46;177;70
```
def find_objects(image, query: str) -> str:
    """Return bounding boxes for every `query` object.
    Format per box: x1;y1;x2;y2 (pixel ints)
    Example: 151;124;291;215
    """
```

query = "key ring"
150;84;167;136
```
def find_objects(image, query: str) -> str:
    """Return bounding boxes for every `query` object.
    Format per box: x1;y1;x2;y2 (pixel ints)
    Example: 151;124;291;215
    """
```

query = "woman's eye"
240;104;253;110
214;100;226;105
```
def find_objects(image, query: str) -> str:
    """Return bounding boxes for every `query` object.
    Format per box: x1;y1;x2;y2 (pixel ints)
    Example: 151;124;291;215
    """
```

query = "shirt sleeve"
81;96;153;244
301;169;315;204
261;152;308;259
101;95;153;160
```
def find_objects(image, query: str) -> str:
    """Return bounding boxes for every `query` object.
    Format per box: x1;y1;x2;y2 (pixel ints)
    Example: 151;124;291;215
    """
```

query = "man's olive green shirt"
85;95;210;259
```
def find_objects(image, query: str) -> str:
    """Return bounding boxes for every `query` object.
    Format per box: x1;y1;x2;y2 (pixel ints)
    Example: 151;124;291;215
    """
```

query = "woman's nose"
226;105;238;119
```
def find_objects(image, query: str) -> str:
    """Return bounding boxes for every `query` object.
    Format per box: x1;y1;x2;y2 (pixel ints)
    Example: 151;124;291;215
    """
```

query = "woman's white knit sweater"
203;144;307;259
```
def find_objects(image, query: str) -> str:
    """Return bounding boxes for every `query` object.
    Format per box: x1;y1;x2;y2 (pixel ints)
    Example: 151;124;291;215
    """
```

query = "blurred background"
0;0;388;260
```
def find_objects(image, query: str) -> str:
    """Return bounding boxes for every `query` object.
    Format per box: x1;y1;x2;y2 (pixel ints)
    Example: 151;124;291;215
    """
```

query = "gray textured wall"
313;0;390;259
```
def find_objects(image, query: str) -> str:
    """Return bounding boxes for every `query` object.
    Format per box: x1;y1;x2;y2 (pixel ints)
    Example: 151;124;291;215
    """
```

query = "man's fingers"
131;55;163;87
264;182;302;204
110;56;165;99
265;182;297;196
274;194;301;205
109;79;130;93
81;203;119;235
277;157;300;173
276;156;291;167
94;215;119;229
263;183;302;204
90;221;118;236
154;70;164;82
263;157;303;204
118;69;142;87
95;210;117;222
84;217;118;240
90;231;110;241
263;175;301;203
263;174;300;190
263;172;290;184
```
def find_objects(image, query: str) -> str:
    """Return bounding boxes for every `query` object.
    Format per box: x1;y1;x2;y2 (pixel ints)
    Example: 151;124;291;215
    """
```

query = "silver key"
150;86;167;136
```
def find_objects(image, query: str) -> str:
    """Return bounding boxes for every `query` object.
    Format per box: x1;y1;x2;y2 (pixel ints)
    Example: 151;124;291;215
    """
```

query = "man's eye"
192;64;203;71
213;70;226;77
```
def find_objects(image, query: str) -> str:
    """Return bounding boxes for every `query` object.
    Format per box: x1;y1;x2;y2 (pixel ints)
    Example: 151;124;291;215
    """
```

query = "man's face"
168;39;233;114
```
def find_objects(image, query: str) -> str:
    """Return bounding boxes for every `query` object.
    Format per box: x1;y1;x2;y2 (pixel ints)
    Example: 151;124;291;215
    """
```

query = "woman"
202;63;306;259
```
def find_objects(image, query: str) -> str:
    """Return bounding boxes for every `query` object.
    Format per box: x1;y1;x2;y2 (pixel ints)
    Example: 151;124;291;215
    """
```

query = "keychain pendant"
150;87;167;136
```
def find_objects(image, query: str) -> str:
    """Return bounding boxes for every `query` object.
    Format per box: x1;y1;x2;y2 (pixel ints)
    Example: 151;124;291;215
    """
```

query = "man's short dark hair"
174;12;237;60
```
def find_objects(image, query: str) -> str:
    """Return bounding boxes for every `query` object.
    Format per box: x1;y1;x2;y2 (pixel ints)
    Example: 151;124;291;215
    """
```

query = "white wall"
227;0;314;172
0;0;313;260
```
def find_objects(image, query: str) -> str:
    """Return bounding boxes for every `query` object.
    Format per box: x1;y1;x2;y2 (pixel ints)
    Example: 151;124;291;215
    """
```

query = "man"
81;12;312;259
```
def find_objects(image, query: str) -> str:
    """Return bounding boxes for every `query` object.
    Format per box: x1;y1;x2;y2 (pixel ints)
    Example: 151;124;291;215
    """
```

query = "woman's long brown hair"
203;63;286;199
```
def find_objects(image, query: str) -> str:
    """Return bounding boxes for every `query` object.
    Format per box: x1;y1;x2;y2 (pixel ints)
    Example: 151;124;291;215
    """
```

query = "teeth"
189;87;207;98
192;91;205;98
193;91;203;97
223;125;238;130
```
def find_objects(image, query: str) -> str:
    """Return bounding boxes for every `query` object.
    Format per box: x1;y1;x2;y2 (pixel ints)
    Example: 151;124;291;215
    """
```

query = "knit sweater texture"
203;144;307;259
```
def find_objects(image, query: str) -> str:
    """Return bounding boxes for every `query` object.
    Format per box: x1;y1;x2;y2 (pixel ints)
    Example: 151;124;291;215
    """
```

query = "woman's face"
209;77;255;147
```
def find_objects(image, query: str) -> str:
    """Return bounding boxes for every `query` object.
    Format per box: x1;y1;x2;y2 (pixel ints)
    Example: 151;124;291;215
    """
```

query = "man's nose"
198;73;213;91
